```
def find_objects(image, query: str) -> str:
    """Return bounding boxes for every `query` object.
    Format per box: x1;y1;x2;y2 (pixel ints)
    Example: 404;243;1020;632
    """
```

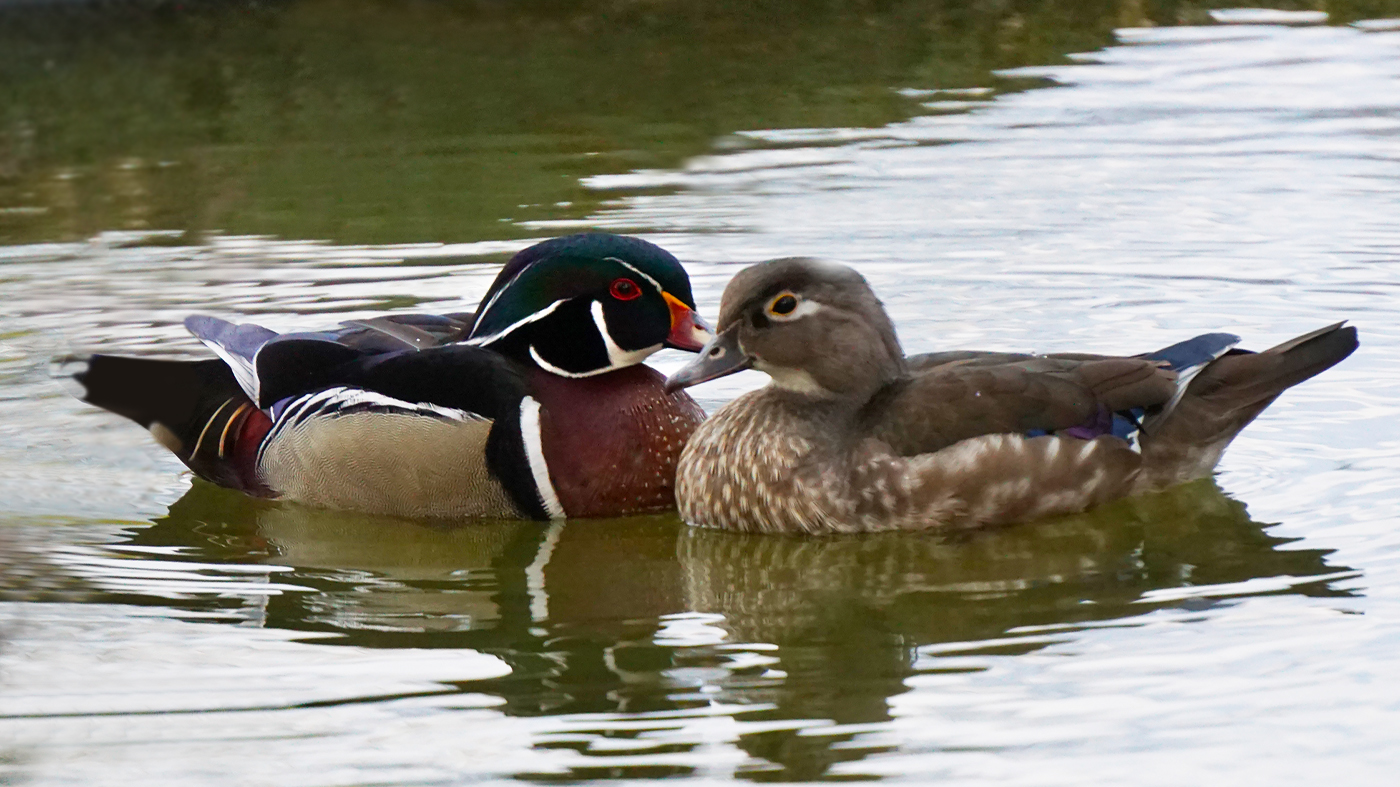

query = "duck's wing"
905;333;1241;375
186;316;365;408
315;343;526;419
186;312;478;408
184;315;279;403
254;344;549;519
335;312;474;352
1138;323;1357;486
905;350;1037;372
878;333;1249;455
868;356;1180;456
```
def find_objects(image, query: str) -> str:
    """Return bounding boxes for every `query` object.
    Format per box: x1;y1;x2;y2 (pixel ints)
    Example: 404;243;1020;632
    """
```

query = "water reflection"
0;0;1166;246
98;478;1348;778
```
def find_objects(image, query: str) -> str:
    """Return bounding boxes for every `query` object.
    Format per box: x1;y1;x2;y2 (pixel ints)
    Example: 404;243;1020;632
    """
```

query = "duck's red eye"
610;278;641;301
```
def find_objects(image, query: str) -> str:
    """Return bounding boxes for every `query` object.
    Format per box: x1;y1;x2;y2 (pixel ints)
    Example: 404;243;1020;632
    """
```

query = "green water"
5;0;1355;246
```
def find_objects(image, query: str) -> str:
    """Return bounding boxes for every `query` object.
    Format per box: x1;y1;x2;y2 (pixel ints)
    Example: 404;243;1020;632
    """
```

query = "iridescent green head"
468;233;712;376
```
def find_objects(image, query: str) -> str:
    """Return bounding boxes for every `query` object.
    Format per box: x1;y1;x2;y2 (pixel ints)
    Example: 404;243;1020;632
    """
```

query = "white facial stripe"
472;266;529;327
609;258;666;295
519;396;566;519
590;300;662;369
466;298;566;346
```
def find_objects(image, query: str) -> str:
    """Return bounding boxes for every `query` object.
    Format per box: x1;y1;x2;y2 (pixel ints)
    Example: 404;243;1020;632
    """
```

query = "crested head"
467;233;711;377
667;257;906;401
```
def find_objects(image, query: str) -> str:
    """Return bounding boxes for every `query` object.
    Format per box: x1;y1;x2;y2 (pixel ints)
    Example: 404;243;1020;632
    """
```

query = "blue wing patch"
1141;332;1241;373
1026;332;1244;451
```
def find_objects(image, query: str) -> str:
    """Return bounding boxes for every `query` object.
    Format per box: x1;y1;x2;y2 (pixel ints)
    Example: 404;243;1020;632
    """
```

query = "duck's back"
867;355;1181;456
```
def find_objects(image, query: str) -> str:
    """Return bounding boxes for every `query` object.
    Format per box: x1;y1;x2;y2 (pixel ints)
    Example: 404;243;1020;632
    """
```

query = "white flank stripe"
295;386;349;413
313;387;481;421
257;386;482;467
519;396;566;519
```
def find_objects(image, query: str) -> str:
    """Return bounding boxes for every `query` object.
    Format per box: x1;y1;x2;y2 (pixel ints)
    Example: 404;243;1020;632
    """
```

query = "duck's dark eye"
610;278;641;301
769;293;798;316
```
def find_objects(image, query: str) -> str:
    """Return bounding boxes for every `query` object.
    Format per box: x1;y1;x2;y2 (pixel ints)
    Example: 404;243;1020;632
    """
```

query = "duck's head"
467;233;712;377
665;258;906;400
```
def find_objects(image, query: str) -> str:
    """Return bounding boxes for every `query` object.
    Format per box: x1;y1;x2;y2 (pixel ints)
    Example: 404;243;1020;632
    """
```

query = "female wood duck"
664;257;1358;534
71;233;712;520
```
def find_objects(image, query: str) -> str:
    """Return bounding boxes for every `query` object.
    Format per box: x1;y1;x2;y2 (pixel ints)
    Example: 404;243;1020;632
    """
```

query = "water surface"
3;5;1400;785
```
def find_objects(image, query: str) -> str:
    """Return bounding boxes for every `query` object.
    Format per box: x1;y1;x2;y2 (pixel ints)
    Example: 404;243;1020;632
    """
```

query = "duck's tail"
65;354;273;494
1137;322;1358;488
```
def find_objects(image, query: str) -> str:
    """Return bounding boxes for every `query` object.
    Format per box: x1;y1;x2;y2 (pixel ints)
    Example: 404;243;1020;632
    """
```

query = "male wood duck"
71;233;712;520
664;257;1358;534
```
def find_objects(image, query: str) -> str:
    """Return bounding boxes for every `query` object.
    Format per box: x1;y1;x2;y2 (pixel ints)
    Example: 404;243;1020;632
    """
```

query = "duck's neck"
774;378;894;429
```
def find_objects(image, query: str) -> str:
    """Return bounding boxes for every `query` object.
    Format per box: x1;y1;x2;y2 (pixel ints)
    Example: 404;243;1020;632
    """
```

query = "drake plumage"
71;233;711;520
665;258;1358;534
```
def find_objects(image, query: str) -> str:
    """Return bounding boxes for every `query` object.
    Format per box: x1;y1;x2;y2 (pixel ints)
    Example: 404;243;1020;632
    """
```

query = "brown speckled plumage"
669;258;1358;534
678;389;1140;533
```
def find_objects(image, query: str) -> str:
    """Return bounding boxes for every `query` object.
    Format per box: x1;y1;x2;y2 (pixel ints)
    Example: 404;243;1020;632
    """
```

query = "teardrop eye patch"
610;278;642;301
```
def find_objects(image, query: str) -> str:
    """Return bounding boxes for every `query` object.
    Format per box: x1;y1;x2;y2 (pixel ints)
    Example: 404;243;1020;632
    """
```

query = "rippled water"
4;11;1400;786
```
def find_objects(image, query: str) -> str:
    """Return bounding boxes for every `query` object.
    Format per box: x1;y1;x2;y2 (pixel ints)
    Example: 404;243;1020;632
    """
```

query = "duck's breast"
529;365;706;518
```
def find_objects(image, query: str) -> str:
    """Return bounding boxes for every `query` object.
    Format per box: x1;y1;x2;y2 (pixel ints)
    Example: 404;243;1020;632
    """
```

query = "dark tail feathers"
1140;322;1358;487
71;354;272;493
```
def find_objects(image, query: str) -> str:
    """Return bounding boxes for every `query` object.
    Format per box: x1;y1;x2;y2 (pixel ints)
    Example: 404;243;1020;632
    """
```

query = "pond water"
3;3;1400;785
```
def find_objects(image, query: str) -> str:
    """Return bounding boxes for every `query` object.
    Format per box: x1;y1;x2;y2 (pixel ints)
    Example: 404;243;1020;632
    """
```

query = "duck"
663;257;1358;534
71;233;713;520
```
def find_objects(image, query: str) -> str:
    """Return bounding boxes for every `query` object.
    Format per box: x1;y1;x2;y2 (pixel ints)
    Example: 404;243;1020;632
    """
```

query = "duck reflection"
129;479;1348;779
675;482;1353;778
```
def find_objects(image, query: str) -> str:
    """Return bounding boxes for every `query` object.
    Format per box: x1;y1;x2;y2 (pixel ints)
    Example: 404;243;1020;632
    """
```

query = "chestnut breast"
530;365;706;517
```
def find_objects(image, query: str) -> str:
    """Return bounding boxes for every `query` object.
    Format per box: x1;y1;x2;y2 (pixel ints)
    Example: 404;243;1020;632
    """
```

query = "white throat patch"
753;359;831;396
590;300;662;370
